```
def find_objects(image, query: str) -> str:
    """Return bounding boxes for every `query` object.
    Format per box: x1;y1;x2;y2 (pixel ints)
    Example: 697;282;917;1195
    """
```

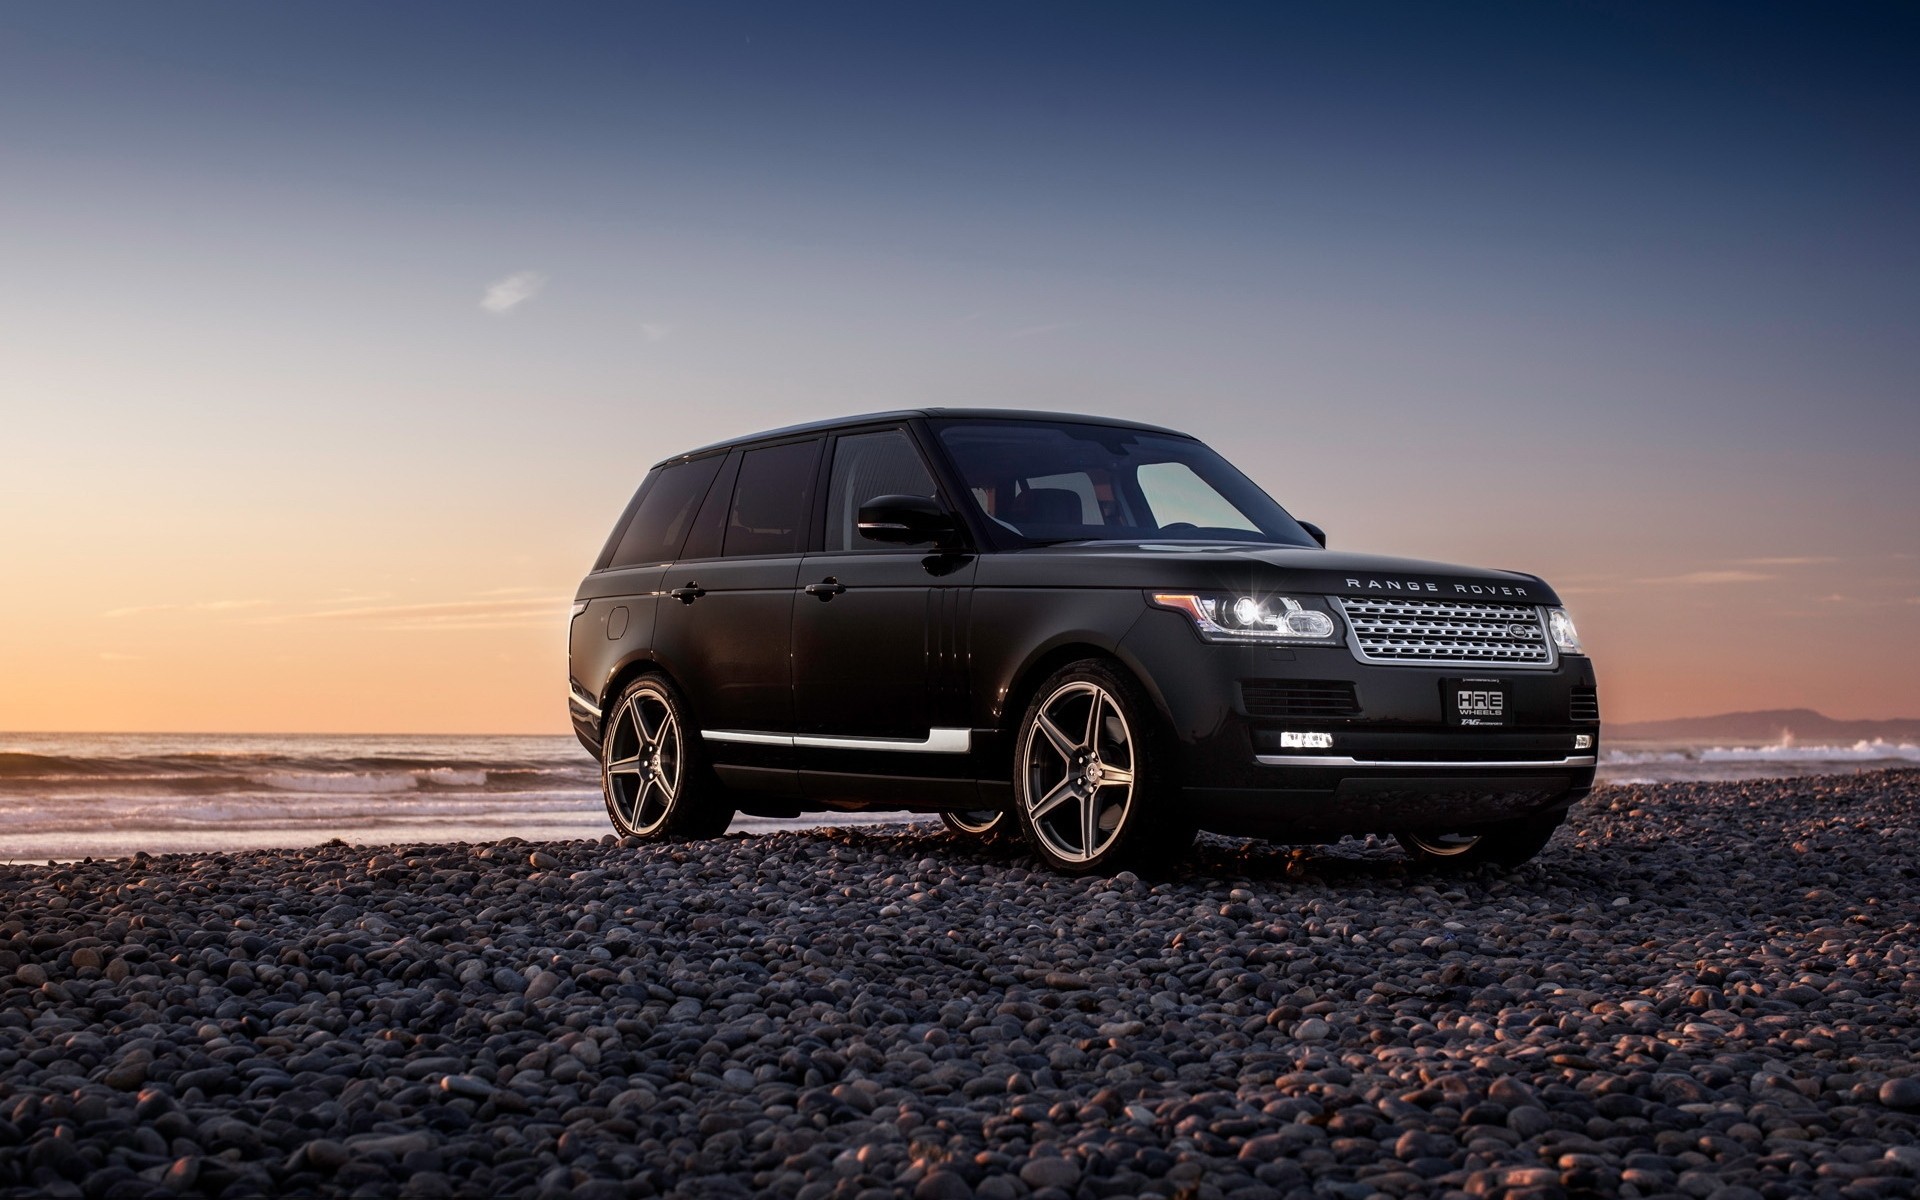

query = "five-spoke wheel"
1013;660;1193;873
601;677;733;840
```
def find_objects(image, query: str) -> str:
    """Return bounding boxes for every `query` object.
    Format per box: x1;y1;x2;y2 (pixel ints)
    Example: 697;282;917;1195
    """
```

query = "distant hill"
1608;708;1920;744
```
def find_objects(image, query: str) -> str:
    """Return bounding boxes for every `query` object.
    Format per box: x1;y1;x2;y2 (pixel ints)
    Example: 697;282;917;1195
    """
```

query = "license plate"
1447;678;1511;727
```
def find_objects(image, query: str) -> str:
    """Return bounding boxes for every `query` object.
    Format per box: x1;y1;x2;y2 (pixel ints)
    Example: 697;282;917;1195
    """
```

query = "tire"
600;676;734;840
1012;659;1195;874
1396;808;1564;869
939;808;1016;845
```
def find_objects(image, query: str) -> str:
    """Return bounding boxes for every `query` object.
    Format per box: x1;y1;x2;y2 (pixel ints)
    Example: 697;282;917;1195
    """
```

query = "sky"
2;2;1916;734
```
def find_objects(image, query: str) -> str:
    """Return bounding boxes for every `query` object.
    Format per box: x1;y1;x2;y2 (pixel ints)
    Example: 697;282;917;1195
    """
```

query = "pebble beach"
4;770;1919;1200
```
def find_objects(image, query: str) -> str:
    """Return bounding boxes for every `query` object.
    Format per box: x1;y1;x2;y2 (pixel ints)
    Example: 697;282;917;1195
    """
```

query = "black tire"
1396;808;1564;869
1011;659;1195;875
939;808;1016;845
600;676;734;840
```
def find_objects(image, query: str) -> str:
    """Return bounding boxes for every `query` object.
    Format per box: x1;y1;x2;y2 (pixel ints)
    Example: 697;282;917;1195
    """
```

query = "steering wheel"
1158;522;1197;534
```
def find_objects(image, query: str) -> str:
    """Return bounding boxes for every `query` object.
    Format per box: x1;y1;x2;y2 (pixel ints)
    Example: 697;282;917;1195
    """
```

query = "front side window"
824;430;940;550
605;455;726;568
932;419;1314;547
723;439;823;557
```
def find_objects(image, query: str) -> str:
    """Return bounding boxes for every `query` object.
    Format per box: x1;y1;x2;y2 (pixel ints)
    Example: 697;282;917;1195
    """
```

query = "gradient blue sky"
3;2;1916;731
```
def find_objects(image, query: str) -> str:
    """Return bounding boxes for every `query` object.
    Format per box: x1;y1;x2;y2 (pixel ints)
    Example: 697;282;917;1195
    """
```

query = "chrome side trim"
701;730;793;747
796;728;971;753
703;728;972;754
568;689;602;719
1255;754;1597;769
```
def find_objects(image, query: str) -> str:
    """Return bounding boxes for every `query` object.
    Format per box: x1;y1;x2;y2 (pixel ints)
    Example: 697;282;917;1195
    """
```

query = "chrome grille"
1335;597;1554;668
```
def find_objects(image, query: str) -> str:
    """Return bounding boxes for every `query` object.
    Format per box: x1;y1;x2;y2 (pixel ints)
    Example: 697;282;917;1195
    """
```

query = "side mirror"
1300;521;1327;548
856;495;957;545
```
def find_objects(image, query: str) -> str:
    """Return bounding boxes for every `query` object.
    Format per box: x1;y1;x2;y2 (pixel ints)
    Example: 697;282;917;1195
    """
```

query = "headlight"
1547;607;1584;655
1151;593;1338;643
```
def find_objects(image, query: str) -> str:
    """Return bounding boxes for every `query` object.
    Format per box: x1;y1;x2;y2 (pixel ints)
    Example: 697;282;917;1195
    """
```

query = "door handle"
803;578;846;600
668;584;706;604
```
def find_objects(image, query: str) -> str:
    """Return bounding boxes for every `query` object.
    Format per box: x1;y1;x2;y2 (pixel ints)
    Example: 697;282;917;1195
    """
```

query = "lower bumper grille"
1570;686;1599;722
1241;680;1361;719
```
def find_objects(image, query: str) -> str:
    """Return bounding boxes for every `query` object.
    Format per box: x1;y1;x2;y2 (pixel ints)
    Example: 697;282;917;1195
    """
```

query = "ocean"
3;730;1917;862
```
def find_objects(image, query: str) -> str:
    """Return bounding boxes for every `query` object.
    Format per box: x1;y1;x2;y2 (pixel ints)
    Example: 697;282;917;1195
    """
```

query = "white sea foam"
1698;740;1920;763
424;768;489;786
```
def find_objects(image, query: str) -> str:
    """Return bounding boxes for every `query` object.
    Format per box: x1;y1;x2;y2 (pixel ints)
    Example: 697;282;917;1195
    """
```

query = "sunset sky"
3;2;1916;734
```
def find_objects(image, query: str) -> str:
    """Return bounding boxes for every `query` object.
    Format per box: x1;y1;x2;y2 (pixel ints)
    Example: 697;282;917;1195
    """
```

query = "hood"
976;541;1561;606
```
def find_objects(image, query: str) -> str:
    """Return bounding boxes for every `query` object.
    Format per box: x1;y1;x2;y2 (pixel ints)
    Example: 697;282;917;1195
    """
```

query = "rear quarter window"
603;456;726;569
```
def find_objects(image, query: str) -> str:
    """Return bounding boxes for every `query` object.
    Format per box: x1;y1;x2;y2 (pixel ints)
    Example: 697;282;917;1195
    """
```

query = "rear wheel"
1396;809;1564;869
601;676;734;840
1013;660;1195;874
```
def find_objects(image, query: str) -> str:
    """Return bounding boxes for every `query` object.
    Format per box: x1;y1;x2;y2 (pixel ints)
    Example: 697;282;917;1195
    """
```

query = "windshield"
931;419;1317;547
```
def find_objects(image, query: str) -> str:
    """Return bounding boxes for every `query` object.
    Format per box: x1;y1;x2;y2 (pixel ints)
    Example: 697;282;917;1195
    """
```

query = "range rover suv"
568;410;1598;874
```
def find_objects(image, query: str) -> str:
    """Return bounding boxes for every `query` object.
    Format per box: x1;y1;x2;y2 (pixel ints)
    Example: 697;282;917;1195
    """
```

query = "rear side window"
824;430;939;550
605;456;725;568
724;439;823;557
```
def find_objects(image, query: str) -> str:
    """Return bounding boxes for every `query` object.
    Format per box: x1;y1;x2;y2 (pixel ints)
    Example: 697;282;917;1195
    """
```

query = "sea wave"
1604;740;1920;765
251;767;494;793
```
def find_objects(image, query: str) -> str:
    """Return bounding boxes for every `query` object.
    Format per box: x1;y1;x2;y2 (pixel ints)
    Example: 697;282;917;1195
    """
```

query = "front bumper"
1117;608;1599;838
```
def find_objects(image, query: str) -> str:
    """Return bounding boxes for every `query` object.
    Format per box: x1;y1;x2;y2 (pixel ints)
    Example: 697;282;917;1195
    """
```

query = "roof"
663;408;1191;464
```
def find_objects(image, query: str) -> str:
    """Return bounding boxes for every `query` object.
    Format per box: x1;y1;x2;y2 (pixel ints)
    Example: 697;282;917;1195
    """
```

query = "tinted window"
932;419;1315;547
606;456;725;568
824;430;940;550
678;451;742;561
723;439;822;557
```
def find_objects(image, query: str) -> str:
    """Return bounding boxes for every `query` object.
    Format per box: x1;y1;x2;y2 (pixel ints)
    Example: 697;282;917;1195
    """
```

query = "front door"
791;428;976;798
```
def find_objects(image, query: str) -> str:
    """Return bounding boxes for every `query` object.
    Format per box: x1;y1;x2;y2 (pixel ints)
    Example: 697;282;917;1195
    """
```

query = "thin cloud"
1637;570;1774;586
103;599;267;619
97;651;144;661
1009;321;1079;339
640;322;671;343
481;270;547;314
265;596;566;632
1732;556;1836;566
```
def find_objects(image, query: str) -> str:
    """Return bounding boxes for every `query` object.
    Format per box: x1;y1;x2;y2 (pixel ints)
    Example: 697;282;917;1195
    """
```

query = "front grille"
1242;680;1361;719
1570;686;1600;722
1336;597;1554;668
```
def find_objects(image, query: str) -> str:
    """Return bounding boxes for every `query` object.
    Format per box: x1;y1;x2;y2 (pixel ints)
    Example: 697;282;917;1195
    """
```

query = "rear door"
650;438;822;787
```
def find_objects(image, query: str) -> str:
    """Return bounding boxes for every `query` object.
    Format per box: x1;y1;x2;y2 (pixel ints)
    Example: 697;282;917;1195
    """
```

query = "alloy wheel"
604;686;684;836
1020;680;1137;864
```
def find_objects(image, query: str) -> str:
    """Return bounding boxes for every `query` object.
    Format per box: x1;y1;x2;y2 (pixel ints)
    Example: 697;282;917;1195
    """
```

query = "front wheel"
1396;808;1564;869
1012;660;1194;874
601;676;734;840
939;808;1015;844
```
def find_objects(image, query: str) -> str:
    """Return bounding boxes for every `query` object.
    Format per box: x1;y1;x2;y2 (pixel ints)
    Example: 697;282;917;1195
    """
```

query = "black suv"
568;410;1597;873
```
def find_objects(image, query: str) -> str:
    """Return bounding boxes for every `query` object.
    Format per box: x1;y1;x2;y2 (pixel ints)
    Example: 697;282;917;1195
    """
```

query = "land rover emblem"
1510;623;1537;639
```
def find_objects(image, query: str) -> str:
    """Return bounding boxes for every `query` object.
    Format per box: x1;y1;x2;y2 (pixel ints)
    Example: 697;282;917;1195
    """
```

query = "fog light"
1280;731;1333;749
1574;734;1593;750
